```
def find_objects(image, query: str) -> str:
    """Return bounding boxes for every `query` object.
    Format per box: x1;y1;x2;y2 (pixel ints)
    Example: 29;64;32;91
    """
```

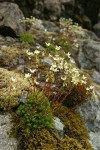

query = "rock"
92;70;100;85
0;112;17;150
19;91;28;103
42;58;54;66
43;21;59;32
0;2;26;37
32;0;75;21
54;116;64;137
78;95;100;150
89;132;100;150
93;22;100;38
42;0;61;21
78;39;100;72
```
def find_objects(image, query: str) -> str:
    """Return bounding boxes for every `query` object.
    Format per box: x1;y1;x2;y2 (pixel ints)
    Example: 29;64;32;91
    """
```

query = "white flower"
75;43;79;48
53;57;60;61
70;58;75;64
89;86;94;89
34;50;40;54
55;45;61;50
51;63;57;68
10;77;17;82
29;69;37;73
25;73;31;78
63;82;67;87
71;77;79;85
13;86;16;90
36;46;40;49
34;78;39;85
61;76;66;81
64;62;68;69
50;66;58;72
81;80;87;84
45;42;51;46
26;50;34;56
53;38;55;41
86;87;89;91
66;52;71;58
82;75;87;80
86;85;94;91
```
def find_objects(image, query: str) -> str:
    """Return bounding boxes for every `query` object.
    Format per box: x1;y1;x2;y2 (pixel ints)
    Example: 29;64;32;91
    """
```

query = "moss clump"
19;32;35;44
22;129;57;150
16;90;54;130
58;136;85;150
0;68;29;110
54;105;93;150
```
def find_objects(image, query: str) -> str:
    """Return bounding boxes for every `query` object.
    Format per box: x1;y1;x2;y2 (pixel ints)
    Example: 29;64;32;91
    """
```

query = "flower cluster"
25;43;94;100
19;16;45;31
59;18;84;37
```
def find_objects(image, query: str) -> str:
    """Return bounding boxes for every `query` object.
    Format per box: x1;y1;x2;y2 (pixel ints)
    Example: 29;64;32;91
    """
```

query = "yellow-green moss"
58;136;85;150
0;68;29;110
54;105;93;150
23;129;57;150
19;32;35;44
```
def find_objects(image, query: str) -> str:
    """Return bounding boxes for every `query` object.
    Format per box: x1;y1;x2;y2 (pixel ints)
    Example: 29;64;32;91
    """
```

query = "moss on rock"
0;68;29;110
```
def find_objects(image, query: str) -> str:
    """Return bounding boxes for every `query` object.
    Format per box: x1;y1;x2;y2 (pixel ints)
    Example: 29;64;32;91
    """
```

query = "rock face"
79;95;100;150
0;112;17;150
78;39;100;71
77;30;100;150
0;0;100;31
0;2;25;37
32;0;75;21
78;38;100;84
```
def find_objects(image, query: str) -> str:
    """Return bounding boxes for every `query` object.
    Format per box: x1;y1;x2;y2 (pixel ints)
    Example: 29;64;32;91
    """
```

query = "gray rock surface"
93;23;100;38
78;39;100;72
0;112;17;150
89;132;100;150
0;2;26;37
54;116;64;137
78;95;100;150
32;0;75;21
92;70;100;85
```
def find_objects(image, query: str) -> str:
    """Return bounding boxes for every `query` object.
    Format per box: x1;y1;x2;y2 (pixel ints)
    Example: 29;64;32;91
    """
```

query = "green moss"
0;68;29;110
19;33;35;44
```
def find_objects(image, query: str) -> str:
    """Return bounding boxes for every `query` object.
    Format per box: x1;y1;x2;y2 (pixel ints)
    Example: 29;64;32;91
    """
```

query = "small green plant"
14;89;54;132
11;89;55;149
19;32;35;44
